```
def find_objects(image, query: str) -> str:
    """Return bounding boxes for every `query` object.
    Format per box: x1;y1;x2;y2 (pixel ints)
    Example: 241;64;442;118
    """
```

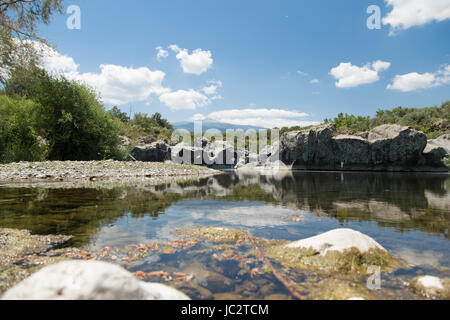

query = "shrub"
6;69;124;161
0;95;47;163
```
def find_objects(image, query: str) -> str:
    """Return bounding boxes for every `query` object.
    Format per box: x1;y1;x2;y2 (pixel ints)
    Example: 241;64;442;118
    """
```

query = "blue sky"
38;0;450;128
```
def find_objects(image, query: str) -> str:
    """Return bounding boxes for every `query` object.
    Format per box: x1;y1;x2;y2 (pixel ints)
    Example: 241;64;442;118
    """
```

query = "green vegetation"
0;95;47;162
0;68;174;163
0;0;64;84
324;101;450;139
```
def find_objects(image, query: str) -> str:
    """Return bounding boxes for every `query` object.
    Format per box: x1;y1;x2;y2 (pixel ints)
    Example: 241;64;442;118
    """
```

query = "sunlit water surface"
1;171;449;299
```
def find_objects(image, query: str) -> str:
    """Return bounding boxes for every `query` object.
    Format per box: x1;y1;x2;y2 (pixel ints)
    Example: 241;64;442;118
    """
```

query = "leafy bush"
0;95;47;163
323;101;450;139
5;69;124;161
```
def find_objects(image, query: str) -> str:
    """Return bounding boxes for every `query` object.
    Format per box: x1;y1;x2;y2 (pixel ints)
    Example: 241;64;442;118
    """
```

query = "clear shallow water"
0;171;449;299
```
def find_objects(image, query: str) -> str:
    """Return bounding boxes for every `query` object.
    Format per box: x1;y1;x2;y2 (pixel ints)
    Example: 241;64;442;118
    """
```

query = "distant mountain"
173;120;265;132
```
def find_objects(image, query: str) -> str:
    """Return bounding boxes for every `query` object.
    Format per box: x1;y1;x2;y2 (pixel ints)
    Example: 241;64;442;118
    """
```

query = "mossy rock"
177;227;247;243
264;245;403;274
409;276;450;300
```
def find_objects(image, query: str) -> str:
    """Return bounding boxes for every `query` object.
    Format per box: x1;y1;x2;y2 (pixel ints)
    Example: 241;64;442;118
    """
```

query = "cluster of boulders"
131;137;270;169
281;124;449;171
131;124;449;171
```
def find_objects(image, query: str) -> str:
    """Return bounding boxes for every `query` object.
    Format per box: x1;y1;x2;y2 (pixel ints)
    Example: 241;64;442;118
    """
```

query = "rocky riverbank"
0;161;220;183
130;124;449;172
281;124;449;172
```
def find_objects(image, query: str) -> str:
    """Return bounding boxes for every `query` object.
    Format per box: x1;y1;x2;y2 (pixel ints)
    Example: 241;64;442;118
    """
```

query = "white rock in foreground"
418;276;444;290
410;275;448;299
1;261;190;300
286;229;386;256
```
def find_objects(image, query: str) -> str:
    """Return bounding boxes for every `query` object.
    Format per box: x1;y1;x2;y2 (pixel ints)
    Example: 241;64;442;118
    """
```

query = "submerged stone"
178;227;247;243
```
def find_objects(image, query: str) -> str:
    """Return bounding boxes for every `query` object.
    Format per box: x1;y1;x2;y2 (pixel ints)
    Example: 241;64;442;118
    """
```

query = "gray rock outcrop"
280;124;447;171
131;141;171;162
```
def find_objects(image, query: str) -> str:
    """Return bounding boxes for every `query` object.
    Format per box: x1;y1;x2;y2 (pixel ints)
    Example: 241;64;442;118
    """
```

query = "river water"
0;171;449;299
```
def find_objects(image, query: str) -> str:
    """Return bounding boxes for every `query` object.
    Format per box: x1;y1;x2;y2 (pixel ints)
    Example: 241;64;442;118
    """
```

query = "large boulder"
333;135;370;166
281;124;336;167
131;141;171;162
425;134;450;155
423;134;450;167
1;261;190;300
368;124;427;165
280;123;441;171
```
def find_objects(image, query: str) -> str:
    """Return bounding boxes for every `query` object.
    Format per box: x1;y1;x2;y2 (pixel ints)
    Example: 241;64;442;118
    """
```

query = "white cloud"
40;47;79;75
169;45;213;75
73;65;167;105
156;46;169;61
329;60;391;88
206;108;319;129
31;42;168;105
159;89;210;110
297;70;308;76
387;65;450;92
372;60;392;72
383;0;450;34
310;79;319;84
202;80;222;95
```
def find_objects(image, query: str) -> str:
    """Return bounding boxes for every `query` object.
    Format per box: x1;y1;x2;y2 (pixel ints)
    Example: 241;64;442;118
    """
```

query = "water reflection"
0;171;448;246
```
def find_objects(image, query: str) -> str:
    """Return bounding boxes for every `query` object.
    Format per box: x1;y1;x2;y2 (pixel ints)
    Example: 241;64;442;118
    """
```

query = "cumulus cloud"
329;60;391;88
205;108;319;129
74;65;167;105
159;89;210;111
383;0;450;34
156;46;169;61
310;79;319;84
169;44;213;75
202;80;222;95
31;42;168;105
387;64;450;92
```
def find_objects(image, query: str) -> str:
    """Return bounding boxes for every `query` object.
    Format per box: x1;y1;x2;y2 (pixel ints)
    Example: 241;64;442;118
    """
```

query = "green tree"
0;0;64;84
6;68;123;161
107;106;130;122
0;95;47;162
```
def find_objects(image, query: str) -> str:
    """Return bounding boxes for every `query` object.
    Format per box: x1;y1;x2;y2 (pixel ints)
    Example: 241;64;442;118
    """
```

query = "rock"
265;229;401;274
368;125;427;165
280;123;441;171
131;141;171;162
425;134;450;155
333;135;370;167
423;134;450;167
286;229;386;255
281;124;336;167
409;276;449;299
1;261;190;300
